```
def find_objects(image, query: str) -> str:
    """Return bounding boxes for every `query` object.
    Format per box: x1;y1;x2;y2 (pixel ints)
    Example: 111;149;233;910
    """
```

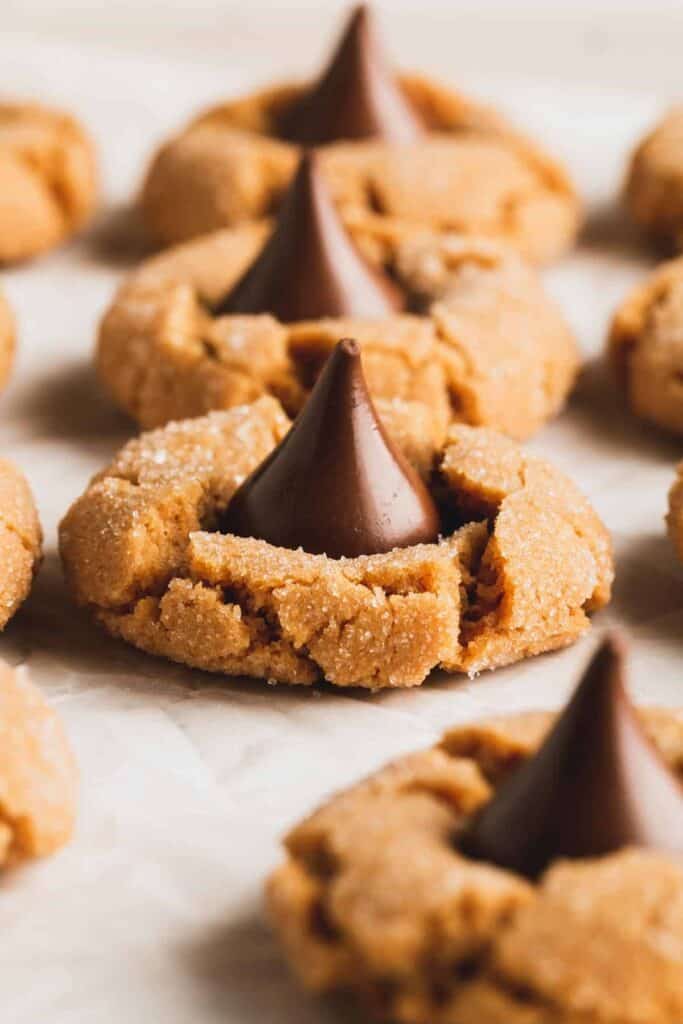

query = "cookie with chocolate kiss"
61;377;612;689
140;5;579;262
102;169;580;438
215;151;404;322
461;633;683;877
220;338;439;557
267;641;683;1023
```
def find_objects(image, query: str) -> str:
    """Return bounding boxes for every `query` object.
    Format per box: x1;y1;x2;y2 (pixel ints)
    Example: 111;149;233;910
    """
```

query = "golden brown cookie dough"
0;460;42;630
97;229;578;440
0;102;98;263
608;255;683;434
0;661;77;867
268;708;683;1024
59;398;612;688
0;287;16;392
140;76;580;264
625;107;683;250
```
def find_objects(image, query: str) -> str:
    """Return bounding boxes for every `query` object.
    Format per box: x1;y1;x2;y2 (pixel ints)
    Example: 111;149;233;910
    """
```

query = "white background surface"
1;6;683;1023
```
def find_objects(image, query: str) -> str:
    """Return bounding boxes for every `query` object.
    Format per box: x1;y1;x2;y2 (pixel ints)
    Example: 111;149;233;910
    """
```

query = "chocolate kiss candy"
279;4;424;145
215;150;404;321
219;338;441;557
460;634;683;879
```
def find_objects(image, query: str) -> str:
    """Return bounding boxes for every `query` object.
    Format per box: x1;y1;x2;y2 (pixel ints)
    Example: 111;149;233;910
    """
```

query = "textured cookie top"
59;398;612;688
0;458;42;630
609;255;683;434
0;102;98;262
140;75;579;263
97;229;578;439
268;707;683;1024
0;661;78;866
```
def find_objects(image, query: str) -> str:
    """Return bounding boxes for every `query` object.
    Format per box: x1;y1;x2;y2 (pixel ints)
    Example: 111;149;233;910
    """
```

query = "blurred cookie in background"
0;102;97;263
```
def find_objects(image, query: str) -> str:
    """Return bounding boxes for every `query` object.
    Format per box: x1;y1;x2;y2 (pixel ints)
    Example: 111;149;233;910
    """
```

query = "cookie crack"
0;512;40;558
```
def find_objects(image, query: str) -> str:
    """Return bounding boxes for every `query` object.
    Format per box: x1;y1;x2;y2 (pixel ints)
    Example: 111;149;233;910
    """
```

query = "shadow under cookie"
84;203;157;269
566;357;682;464
178;907;358;1024
14;360;131;447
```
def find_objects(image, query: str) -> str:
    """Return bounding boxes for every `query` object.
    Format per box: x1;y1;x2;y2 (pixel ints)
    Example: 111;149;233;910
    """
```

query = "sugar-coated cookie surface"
97;231;578;440
0;103;97;262
140;75;580;263
0;662;78;866
0;459;42;630
59;398;612;688
268;708;683;1024
609;255;683;433
626;107;683;250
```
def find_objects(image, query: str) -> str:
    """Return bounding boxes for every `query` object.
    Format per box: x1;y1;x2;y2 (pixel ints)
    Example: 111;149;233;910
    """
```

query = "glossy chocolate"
460;634;683;878
215;150;404;321
278;5;424;146
219;338;441;557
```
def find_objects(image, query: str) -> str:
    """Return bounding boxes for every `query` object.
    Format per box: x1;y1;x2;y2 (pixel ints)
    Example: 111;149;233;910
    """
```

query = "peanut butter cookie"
609;255;683;433
626;107;683;250
0;460;42;630
268;639;683;1023
0;102;98;262
0;661;78;867
0;287;16;393
139;8;578;263
97;227;578;440
59;396;612;688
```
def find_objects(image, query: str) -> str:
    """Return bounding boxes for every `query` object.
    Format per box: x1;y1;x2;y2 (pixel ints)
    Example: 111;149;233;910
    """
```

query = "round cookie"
0;102;98;262
140;41;579;263
0;661;77;867
268;704;683;1023
626;107;683;250
609;256;683;434
0;460;42;629
59;398;612;688
97;228;578;440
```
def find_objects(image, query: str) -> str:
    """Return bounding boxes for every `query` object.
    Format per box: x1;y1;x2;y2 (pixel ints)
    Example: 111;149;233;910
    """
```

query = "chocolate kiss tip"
218;338;441;558
278;3;424;145
215;150;404;322
460;634;683;879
